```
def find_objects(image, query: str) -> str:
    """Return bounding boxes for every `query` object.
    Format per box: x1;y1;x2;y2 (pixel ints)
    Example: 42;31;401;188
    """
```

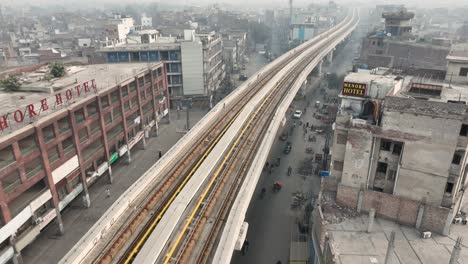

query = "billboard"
342;82;367;97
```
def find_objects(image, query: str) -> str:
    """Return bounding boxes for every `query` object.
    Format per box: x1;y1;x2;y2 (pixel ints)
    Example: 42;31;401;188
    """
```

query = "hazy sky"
1;0;467;9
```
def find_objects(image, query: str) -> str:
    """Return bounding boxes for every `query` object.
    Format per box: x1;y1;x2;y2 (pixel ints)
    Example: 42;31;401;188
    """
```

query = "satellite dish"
387;33;392;37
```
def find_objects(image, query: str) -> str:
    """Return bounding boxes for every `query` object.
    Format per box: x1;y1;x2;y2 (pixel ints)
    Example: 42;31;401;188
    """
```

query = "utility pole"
384;231;396;264
449;236;463;264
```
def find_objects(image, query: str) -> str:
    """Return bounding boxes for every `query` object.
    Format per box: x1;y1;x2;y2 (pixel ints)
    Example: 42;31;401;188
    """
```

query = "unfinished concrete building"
330;68;468;235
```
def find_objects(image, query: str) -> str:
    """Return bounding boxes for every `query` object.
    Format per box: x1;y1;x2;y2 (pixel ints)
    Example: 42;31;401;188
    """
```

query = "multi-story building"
359;7;451;79
98;30;225;100
446;43;468;85
290;11;318;42
0;62;169;263
330;67;468;235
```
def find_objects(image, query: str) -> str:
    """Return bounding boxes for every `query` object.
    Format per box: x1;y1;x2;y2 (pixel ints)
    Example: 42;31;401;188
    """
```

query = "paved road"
231;28;363;264
231;78;325;264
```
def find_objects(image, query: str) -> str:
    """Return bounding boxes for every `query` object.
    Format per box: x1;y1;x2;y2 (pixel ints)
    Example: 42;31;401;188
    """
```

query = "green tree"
0;77;21;91
49;62;66;78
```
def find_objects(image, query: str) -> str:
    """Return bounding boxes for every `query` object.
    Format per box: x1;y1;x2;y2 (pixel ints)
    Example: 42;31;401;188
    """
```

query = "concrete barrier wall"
336;184;451;235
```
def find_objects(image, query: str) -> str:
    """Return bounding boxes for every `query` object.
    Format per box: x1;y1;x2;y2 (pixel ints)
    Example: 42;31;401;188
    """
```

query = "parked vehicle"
239;74;248;81
292;110;302;119
284;141;292;154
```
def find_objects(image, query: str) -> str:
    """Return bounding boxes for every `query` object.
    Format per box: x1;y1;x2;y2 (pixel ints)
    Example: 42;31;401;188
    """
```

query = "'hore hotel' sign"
342;82;367;98
0;79;97;132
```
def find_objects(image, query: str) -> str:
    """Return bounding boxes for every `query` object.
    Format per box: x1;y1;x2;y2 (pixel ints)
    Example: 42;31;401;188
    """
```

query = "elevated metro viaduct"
61;9;359;264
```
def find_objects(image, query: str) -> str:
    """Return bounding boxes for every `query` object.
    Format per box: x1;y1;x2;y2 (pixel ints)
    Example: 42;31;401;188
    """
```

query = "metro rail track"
160;12;359;264
92;21;333;264
88;11;357;264
165;43;316;264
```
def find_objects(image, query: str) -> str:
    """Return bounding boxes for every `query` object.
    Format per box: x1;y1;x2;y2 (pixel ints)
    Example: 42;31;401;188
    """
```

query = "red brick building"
0;62;169;262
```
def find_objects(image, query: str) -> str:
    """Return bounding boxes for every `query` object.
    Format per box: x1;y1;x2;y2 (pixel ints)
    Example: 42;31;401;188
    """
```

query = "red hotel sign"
342;82;367;98
0;79;97;131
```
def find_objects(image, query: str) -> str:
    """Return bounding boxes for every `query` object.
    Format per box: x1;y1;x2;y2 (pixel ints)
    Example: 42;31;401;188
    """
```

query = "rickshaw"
272;181;283;192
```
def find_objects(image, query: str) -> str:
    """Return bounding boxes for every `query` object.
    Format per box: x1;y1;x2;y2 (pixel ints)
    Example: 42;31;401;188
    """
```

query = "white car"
293;110;302;119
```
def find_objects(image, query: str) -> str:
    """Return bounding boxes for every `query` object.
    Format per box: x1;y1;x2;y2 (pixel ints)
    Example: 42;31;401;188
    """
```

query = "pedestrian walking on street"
158;149;162;159
306;122;309;128
277;157;281;166
242;240;250;255
287;166;292;176
106;188;111;198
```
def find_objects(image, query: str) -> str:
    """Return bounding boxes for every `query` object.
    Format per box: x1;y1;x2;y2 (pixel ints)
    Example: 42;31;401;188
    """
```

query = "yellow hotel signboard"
342;82;367;97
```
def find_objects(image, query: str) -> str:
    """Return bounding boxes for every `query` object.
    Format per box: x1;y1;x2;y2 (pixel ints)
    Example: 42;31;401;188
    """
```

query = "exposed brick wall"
336;185;358;208
397;199;419;226
420;205;450;234
363;190;400;220
323;176;338;191
336;184;451;235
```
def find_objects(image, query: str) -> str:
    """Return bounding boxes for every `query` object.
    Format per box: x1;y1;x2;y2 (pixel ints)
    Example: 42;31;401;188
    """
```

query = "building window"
62;137;75;154
121;87;129;97
380;140;391;151
75;109;85;123
58;117;70;133
459;67;468;77
452;153;462;165
18;135;38;156
333;160;343;171
336;134;347;145
445;182;454;194
43;124;56;143
101;96;109;109
393;142;403;155
377;162;388;174
0;146;15;169
460;124;468;137
2;170;21;194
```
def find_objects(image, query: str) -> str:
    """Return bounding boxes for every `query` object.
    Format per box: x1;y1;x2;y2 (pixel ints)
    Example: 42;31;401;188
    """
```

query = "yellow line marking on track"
123;111;240;264
163;88;275;264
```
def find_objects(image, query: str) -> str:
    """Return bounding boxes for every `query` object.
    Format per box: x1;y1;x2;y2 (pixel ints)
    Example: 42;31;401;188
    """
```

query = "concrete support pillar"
127;150;132;164
141;136;147;150
12;252;23;264
327;50;333;63
82;192;91;208
35;127;66;234
449;237;463;264
367;208;376;233
154;121;159;137
108;166;113;184
313;61;322;77
55;207;64;235
357;189;364;213
443;209;454;236
416;204;425;229
384;231;396;264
